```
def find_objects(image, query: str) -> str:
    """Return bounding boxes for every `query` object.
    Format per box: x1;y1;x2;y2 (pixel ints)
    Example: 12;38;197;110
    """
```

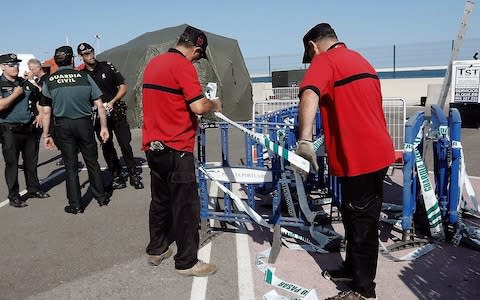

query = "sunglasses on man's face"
3;62;19;68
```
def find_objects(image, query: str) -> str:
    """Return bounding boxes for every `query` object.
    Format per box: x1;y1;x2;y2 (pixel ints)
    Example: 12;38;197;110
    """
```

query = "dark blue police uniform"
79;58;143;189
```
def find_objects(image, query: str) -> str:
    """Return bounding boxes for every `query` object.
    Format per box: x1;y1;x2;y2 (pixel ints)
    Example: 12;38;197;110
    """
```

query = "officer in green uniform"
41;46;111;214
0;53;50;208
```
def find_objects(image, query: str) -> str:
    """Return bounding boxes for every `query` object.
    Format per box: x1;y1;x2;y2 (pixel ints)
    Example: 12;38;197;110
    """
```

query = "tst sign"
451;60;480;103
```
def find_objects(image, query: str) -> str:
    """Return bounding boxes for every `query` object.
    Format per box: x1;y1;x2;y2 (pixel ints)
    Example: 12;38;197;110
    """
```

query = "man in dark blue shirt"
77;42;144;190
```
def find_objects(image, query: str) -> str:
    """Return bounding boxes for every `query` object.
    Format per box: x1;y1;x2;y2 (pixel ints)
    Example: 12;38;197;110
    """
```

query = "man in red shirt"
296;23;394;300
142;26;222;277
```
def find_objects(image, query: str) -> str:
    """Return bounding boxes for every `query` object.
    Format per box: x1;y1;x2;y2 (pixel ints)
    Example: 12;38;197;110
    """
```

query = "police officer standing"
41;46;111;214
77;42;144;190
0;53;50;208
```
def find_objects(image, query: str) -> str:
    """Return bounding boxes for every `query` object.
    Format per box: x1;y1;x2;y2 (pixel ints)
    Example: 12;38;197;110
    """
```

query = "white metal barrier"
251;99;299;122
251;97;406;151
255;87;300;101
382;98;406;151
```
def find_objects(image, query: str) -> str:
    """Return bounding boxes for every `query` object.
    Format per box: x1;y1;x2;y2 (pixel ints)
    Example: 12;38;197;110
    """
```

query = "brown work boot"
147;248;173;266
175;260;217;277
325;291;377;300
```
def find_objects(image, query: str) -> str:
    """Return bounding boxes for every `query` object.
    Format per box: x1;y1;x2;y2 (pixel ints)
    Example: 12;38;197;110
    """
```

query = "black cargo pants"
145;144;200;270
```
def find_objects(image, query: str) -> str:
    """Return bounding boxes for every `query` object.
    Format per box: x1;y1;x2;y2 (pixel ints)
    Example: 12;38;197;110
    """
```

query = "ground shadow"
398;239;480;299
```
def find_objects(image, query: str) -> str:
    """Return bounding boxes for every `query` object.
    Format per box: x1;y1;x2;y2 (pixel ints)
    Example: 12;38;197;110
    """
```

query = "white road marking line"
237;228;255;300
1;164;150;208
190;241;212;300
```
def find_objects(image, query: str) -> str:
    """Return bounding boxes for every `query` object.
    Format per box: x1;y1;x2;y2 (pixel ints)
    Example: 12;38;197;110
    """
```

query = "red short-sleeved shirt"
142;49;204;152
299;43;395;177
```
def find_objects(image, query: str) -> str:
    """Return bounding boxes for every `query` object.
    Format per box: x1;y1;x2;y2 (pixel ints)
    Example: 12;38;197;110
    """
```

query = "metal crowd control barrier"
253;105;328;195
430;105;462;226
197;121;309;227
448;108;462;225
255;87;300;101
401;106;464;240
251;99;299;124
382;98;406;152
430;105;449;220
252;97;406;152
401;111;425;236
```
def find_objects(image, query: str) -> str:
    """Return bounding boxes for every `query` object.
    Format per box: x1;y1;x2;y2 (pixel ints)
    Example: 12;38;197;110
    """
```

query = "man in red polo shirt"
295;23;394;300
142;26;222;277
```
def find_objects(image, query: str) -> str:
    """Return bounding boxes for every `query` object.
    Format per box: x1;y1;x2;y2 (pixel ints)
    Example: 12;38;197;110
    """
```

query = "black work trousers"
95;113;136;177
54;117;107;208
339;167;388;299
145;147;200;270
0;123;42;200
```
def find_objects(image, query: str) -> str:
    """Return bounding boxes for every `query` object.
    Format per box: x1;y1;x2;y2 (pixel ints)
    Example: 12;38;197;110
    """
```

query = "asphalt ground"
0;106;479;299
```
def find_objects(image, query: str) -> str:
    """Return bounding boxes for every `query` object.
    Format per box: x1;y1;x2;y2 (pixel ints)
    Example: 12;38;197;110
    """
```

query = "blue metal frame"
198;104;338;228
430;105;449;219
448;108;462;225
402;111;425;232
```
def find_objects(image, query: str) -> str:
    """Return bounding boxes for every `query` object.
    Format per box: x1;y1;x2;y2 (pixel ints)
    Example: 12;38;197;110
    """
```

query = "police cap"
0;53;22;64
77;42;94;55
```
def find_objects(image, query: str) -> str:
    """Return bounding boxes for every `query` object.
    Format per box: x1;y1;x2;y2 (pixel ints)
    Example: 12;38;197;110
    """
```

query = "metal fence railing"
256;87;300;101
245;38;480;77
252;96;406;152
382;98;407;151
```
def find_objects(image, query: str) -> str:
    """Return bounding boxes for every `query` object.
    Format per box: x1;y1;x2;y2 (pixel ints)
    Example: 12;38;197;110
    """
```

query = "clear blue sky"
2;0;478;60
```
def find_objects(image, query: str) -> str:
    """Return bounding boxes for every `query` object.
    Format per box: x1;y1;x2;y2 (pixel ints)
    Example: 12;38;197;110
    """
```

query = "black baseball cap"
302;23;337;64
180;26;208;59
54;45;74;65
54;45;74;58
77;42;94;55
0;53;22;64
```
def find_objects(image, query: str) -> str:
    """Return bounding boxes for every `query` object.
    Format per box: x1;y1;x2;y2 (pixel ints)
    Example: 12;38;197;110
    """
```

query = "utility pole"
437;0;474;109
94;34;101;53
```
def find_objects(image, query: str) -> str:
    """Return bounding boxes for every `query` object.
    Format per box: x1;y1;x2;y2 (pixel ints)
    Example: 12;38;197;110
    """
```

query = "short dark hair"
54;55;73;66
54;45;74;66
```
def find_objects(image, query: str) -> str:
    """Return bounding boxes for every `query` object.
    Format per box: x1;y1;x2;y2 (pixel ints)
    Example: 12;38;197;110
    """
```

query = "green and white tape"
257;248;319;300
214;112;310;173
413;122;444;239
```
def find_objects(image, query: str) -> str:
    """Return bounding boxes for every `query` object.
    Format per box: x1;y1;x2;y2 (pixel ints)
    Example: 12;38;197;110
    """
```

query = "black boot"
112;176;127;190
9;197;27;208
64;205;84;214
129;168;144;189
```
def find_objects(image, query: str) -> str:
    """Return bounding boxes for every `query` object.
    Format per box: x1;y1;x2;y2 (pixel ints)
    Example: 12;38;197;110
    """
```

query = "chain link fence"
245;38;480;77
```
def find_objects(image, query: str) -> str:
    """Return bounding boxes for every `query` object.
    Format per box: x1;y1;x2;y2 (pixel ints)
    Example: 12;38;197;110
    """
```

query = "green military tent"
97;24;252;127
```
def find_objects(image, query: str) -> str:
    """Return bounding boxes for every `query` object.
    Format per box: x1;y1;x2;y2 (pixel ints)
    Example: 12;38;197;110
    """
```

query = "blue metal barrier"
402;111;425;233
197;121;307;227
401;106;463;236
430;105;449;219
198;104;338;228
448;108;462;225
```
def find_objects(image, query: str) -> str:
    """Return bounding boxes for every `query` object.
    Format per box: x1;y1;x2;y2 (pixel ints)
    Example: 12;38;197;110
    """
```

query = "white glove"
293;140;319;181
205;82;219;100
